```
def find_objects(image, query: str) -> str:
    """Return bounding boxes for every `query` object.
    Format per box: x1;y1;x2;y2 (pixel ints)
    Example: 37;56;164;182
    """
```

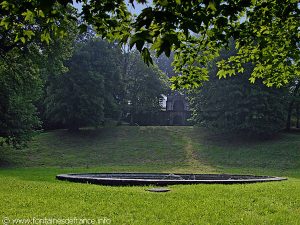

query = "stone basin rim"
56;173;287;185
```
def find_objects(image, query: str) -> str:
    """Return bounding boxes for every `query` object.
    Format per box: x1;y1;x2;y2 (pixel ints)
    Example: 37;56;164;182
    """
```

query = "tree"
0;9;77;146
45;38;122;131
36;27;77;130
0;47;42;147
1;0;298;89
0;2;76;53
189;41;288;135
122;51;168;124
101;43;124;121
0;1;130;54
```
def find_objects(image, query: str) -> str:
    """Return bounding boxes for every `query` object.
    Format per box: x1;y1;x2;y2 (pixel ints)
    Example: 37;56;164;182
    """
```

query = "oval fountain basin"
56;173;287;186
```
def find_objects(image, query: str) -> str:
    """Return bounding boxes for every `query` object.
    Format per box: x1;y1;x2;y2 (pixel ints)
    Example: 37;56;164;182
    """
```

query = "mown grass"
0;127;186;168
1;126;300;224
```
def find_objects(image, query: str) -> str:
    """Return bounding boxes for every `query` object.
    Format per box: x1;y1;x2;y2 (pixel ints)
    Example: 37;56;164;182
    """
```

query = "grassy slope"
1;126;300;224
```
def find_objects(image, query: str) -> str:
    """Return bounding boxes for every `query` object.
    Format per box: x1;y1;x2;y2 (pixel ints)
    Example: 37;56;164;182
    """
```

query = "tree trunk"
68;124;79;132
296;104;300;129
286;81;300;131
286;104;293;131
117;110;123;125
130;112;134;125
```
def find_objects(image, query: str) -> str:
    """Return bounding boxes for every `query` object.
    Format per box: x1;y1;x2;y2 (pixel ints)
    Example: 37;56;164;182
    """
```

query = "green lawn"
1;126;300;224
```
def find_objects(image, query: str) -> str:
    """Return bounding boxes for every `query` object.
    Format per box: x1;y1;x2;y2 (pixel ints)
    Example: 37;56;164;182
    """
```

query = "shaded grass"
1;126;300;224
188;128;300;178
0;127;186;168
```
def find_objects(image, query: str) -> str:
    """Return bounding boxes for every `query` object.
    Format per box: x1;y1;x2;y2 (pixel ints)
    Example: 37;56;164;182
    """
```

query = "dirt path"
163;126;216;173
184;136;199;167
181;135;216;173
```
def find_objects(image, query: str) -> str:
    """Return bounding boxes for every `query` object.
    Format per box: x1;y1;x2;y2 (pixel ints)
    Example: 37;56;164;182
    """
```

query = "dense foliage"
0;28;167;146
0;48;41;147
44;39;121;131
189;43;288;135
0;0;299;145
122;51;168;124
43;39;167;130
1;0;299;88
0;16;76;147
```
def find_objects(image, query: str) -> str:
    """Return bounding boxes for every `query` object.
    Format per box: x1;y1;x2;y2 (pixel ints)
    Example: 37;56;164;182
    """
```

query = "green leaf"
41;31;51;44
207;1;217;11
22;10;35;22
0;18;9;29
0;1;9;10
141;48;153;66
14;35;19;43
249;77;256;83
129;30;152;50
238;67;245;73
38;10;45;18
158;0;168;6
23;30;35;39
129;36;141;49
20;37;26;44
152;38;163;51
217;70;227;79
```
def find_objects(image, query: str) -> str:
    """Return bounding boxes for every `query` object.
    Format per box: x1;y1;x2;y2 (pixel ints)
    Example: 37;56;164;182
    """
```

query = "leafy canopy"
189;41;288;135
1;0;299;88
0;12;77;147
45;39;123;131
0;47;42;147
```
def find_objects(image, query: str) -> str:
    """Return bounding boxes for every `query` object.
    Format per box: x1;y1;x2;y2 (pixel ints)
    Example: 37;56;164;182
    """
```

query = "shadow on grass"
188;128;300;178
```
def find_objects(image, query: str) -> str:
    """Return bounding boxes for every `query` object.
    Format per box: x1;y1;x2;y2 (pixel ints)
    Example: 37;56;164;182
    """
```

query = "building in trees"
164;93;191;126
129;92;191;126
